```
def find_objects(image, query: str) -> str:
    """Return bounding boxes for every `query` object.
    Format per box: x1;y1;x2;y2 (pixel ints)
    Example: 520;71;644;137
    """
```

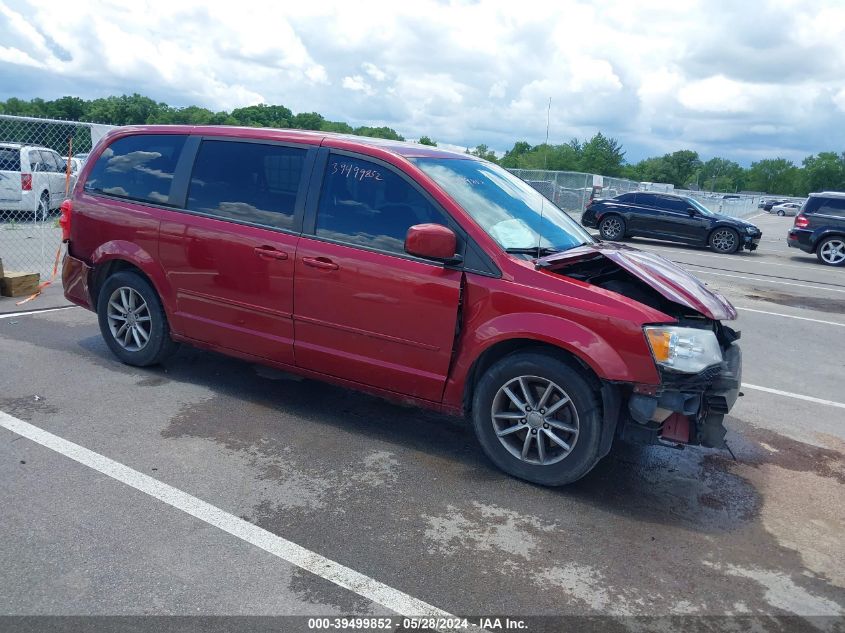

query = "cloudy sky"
2;0;845;164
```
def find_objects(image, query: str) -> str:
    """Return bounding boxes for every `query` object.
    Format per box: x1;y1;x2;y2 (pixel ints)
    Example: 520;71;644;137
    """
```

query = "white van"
0;143;71;220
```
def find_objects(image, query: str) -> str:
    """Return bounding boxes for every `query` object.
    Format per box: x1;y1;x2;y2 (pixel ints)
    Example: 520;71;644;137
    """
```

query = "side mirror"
405;223;458;262
686;207;697;216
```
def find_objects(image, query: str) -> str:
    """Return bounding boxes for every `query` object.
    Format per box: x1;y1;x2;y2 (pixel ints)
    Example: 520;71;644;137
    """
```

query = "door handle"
253;246;288;260
302;256;339;271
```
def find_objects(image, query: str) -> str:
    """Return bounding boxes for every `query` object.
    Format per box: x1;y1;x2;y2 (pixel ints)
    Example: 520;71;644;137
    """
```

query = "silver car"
770;202;801;216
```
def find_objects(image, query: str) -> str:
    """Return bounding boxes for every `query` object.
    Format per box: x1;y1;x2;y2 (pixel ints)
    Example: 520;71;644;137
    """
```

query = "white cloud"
362;62;387;82
489;80;507;100
342;75;375;96
833;88;845;113
1;0;844;162
678;76;757;114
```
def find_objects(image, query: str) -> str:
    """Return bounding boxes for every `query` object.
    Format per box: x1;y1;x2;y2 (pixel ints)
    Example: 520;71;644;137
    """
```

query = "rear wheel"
816;236;845;267
96;270;179;366
709;227;739;253
598;215;625;241
37;192;49;222
471;351;602;486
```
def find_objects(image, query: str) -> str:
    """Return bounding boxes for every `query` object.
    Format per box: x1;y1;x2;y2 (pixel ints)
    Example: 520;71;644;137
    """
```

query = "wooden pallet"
0;271;40;297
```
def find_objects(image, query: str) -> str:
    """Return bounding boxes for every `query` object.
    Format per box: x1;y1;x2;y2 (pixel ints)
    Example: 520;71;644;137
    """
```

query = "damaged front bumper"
617;343;742;449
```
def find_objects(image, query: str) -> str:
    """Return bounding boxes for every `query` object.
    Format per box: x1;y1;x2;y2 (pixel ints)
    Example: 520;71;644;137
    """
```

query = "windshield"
412;158;594;253
684;196;716;216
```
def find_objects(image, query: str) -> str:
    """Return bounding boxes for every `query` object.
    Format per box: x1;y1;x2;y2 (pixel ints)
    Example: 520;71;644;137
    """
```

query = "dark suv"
788;191;845;266
581;192;762;254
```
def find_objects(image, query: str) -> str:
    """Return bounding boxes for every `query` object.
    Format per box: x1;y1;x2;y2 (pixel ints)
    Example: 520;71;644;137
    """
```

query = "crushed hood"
537;242;737;321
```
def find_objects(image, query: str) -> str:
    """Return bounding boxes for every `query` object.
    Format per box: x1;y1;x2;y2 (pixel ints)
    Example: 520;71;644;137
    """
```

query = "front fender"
442;311;659;411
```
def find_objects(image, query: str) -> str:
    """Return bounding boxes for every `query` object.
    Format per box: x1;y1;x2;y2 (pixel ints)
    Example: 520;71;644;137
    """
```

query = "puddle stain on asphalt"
745;291;845;315
0;395;59;418
287;567;377;616
156;349;845;617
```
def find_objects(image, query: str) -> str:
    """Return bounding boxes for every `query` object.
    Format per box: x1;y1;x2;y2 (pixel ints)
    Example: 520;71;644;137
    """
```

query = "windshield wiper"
505;246;561;256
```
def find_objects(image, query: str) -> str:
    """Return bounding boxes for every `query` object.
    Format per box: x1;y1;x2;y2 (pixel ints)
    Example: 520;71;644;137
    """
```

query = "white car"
0;143;71;221
770;202;801;216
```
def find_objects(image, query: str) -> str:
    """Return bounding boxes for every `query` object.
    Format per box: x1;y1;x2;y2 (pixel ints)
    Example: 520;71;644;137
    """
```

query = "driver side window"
316;155;447;254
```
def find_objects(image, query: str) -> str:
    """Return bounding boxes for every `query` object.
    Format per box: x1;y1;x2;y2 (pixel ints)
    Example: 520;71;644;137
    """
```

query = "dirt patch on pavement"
745;291;845;314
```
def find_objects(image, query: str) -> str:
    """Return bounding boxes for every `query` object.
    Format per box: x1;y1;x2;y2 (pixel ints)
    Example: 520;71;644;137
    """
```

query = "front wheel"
96;270;179;366
709;227;739;253
471;352;602;486
598;215;625;241
816;236;845;267
777;210;785;216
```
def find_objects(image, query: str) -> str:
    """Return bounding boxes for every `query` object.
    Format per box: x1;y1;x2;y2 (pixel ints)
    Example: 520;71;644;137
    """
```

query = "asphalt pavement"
1;211;843;631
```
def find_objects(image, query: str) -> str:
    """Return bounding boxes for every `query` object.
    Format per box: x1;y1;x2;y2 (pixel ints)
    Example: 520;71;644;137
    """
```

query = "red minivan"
61;126;742;486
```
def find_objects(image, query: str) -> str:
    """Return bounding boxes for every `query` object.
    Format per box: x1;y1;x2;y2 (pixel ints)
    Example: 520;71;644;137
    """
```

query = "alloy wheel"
711;229;737;252
600;217;623;240
820;238;845;265
490;375;580;466
106;287;152;351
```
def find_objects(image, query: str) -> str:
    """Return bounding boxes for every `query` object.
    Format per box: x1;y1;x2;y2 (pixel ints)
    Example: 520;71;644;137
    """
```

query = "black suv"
581;192;762;254
787;191;845;266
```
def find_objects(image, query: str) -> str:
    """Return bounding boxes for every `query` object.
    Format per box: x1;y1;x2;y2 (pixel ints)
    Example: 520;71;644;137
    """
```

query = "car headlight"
745;226;757;234
644;326;723;373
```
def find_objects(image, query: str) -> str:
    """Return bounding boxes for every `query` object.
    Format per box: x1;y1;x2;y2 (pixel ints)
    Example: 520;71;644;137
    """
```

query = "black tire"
709;227;740;253
598;214;625;241
816;236;845;267
470;351;602;486
777;210;785;216
96;270;179;366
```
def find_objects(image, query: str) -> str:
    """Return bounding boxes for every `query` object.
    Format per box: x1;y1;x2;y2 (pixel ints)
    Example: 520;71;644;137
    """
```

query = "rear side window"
615;193;636;203
655;195;687;212
316;155;447;254
813;197;845;218
637;193;658;207
28;151;42;171
0;148;20;171
85;134;187;205
39;151;61;172
187;140;305;230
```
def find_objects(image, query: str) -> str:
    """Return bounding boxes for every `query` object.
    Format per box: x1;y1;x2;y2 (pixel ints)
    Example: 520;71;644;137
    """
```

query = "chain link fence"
508;168;773;221
0;114;114;280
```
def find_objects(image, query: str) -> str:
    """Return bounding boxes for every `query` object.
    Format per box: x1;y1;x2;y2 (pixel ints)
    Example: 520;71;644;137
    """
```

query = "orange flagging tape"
15;243;64;306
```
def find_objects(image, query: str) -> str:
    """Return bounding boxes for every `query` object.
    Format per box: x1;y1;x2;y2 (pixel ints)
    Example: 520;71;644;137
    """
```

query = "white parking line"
0;411;467;630
736;306;845;327
687;269;845;294
741;385;845;410
0;306;78;320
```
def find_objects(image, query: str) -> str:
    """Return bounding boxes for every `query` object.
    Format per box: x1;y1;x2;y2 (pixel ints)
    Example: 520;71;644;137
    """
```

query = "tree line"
2;93;843;196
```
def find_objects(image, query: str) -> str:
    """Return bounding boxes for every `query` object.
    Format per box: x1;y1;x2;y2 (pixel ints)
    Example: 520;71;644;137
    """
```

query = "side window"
29;151;42;171
316;155;447;254
187;140;305;230
657;196;687;212
637;193;657;207
40;151;60;172
0;148;21;171
818;198;845;218
85;134;187;205
616;193;634;203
